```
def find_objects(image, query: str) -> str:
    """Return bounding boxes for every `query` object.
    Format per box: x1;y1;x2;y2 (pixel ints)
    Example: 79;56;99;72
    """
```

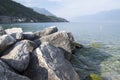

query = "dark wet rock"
72;42;84;54
23;32;37;40
73;42;83;49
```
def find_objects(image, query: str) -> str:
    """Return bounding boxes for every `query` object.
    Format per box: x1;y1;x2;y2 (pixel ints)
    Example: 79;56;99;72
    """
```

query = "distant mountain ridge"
32;7;55;16
74;9;120;22
0;0;68;23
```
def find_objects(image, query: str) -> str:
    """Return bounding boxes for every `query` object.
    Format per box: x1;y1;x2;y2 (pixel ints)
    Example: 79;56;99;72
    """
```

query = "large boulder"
0;35;16;53
24;42;79;80
0;27;6;36
34;26;58;38
0;60;30;80
23;49;48;80
5;27;23;34
5;28;23;40
34;31;74;60
1;40;37;72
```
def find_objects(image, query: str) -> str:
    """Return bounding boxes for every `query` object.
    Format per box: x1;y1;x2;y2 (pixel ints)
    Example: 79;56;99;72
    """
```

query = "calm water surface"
1;22;120;44
1;22;120;80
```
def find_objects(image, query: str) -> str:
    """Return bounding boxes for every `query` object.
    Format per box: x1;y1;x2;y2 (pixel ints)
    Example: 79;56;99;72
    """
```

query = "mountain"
74;9;120;22
32;7;55;16
32;7;68;22
0;0;68;23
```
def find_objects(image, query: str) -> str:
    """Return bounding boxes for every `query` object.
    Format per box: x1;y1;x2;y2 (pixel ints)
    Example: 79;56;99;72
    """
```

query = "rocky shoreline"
0;26;105;80
0;26;81;80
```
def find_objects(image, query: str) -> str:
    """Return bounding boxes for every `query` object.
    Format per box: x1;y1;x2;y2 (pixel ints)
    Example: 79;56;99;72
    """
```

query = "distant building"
11;17;26;23
0;16;11;24
0;16;28;23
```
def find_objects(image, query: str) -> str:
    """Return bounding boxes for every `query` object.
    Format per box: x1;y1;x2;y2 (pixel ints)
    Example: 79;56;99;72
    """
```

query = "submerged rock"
1;40;36;72
0;35;16;53
72;42;83;49
5;28;23;34
0;60;30;80
84;73;103;80
24;42;80;80
34;26;58;38
89;42;104;48
72;42;84;54
34;31;74;60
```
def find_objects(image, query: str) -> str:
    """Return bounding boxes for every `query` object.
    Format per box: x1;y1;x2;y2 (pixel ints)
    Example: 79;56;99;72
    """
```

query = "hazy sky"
14;0;120;20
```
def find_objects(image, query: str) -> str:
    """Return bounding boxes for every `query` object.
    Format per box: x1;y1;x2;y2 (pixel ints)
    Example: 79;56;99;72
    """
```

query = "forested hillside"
0;0;68;22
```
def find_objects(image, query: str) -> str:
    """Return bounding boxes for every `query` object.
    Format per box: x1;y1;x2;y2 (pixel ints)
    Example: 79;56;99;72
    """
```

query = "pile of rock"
0;26;80;80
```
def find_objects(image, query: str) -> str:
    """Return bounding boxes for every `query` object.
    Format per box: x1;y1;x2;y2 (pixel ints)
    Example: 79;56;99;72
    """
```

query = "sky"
14;0;120;21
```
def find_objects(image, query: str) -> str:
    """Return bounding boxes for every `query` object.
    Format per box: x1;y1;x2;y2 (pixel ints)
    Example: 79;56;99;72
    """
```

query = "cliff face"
0;0;68;23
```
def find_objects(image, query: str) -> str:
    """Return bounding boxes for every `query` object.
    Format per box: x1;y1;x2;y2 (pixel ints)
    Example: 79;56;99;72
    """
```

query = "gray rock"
34;26;58;38
0;60;30;80
0;27;6;36
34;31;74;60
10;33;23;40
24;42;79;80
23;32;37;40
23;49;48;80
0;35;16;53
5;28;23;34
1;40;36;72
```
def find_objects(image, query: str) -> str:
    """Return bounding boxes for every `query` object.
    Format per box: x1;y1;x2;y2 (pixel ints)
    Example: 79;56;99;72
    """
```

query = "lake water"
1;22;120;80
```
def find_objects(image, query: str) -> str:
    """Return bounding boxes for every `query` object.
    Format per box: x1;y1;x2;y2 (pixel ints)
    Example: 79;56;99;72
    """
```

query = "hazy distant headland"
32;7;56;17
0;0;68;24
73;9;120;22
